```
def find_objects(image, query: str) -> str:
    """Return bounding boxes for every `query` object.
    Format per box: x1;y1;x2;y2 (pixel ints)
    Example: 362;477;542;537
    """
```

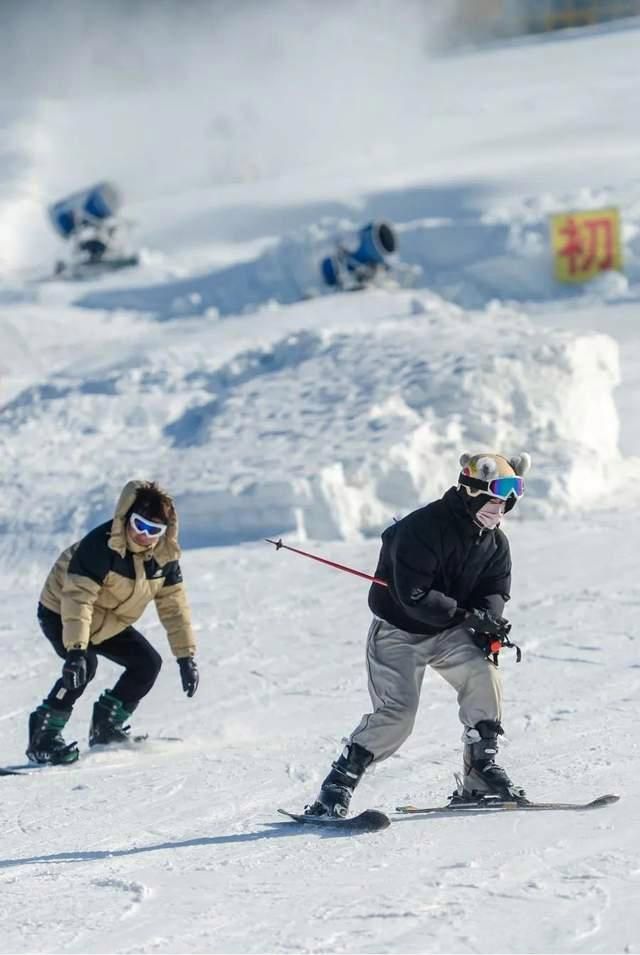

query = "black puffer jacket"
368;487;511;636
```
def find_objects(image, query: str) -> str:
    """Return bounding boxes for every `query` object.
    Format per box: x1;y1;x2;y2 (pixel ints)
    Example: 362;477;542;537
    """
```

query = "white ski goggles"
129;512;167;538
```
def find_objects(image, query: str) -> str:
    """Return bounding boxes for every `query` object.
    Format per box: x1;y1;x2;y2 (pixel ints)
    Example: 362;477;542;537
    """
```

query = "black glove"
177;657;199;697
62;649;88;690
465;608;511;640
465;609;521;665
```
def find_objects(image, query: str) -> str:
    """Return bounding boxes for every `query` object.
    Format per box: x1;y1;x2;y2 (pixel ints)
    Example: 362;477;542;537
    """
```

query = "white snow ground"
1;7;640;954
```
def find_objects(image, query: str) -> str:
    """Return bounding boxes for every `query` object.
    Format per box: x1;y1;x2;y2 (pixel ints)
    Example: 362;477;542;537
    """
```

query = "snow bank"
0;290;632;551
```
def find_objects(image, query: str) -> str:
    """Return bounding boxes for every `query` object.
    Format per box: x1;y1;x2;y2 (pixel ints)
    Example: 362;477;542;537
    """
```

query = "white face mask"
474;498;505;530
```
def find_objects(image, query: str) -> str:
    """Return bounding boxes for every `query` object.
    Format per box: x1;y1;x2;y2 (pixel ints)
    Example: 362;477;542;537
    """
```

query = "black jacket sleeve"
471;593;507;617
467;531;512;616
388;515;459;629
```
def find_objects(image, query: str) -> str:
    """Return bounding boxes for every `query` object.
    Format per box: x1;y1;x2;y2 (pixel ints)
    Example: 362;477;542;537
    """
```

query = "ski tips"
363;809;392;830
277;808;391;832
590;793;620;806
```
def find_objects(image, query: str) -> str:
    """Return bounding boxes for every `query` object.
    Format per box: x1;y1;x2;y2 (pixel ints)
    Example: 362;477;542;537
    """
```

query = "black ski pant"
37;603;162;712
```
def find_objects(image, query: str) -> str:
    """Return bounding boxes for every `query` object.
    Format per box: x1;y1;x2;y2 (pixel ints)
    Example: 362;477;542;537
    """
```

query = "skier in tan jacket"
27;480;199;764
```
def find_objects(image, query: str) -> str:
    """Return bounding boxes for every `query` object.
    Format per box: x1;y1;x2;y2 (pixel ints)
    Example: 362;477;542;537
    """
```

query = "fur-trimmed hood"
108;479;181;564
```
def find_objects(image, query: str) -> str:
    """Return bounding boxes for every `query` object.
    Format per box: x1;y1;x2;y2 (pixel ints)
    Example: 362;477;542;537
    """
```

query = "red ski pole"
265;538;388;587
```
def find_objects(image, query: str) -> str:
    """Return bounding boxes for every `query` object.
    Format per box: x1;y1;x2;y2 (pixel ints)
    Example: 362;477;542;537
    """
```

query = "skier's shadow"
0;823;352;870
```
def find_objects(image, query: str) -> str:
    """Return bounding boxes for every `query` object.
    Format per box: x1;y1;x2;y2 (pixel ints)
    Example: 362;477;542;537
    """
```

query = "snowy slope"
0;516;638;955
1;7;640;955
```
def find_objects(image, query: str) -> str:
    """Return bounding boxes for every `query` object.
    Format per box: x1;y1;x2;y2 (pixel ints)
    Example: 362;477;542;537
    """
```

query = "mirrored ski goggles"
460;474;524;500
129;512;167;538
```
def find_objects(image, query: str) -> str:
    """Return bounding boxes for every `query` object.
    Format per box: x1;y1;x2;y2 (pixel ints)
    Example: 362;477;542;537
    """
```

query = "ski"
86;734;183;752
131;734;183;744
277;808;391;832
0;762;78;776
395;793;620;816
1;736;184;776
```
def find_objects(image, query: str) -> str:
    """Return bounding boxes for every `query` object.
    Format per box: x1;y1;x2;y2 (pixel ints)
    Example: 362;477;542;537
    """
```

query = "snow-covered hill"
1;7;640;954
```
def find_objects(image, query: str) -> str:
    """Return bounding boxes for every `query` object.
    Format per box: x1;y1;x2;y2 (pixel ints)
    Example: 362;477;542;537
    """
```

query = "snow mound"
0;290;633;551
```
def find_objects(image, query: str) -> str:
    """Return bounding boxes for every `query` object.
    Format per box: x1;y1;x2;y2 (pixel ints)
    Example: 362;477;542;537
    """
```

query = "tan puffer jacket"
40;480;195;657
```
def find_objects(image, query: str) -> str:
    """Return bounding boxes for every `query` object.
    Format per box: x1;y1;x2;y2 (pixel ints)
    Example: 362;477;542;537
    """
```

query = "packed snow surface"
0;516;638;954
1;7;640;954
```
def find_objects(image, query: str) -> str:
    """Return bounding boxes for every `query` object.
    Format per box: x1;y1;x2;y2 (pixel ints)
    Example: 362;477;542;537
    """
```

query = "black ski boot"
26;703;79;765
89;691;137;746
306;742;374;818
461;720;525;801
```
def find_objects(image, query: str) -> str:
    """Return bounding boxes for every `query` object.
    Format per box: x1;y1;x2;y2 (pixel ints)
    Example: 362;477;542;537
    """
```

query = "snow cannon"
48;182;122;239
321;221;397;289
47;181;138;279
321;255;342;287
350;221;397;267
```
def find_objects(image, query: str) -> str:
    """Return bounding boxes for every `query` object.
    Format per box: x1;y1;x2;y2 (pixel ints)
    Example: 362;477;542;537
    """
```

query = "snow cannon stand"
321;221;397;291
48;181;139;280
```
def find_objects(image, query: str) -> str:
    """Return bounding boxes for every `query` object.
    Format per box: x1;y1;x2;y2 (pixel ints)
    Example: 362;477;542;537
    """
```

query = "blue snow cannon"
349;221;397;266
321;221;397;288
48;182;122;238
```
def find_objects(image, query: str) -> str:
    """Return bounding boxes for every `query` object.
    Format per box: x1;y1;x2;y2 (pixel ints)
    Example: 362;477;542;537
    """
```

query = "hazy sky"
0;0;456;267
0;0;452;97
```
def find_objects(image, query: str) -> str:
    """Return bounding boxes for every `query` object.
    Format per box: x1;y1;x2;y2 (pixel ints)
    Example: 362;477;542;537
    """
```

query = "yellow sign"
550;207;623;284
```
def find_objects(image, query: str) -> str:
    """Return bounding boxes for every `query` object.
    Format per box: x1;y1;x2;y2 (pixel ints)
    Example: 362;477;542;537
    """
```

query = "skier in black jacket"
306;450;531;818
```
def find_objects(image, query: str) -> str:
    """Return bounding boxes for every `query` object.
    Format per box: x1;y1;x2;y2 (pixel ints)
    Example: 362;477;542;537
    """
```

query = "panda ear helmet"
508;452;532;477
459;452;472;469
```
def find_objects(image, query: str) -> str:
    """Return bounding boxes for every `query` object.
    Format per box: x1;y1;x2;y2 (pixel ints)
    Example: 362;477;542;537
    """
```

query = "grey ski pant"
350;616;503;763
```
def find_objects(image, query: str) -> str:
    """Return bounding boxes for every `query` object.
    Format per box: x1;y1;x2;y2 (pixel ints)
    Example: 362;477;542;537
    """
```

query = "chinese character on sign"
549;207;623;284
